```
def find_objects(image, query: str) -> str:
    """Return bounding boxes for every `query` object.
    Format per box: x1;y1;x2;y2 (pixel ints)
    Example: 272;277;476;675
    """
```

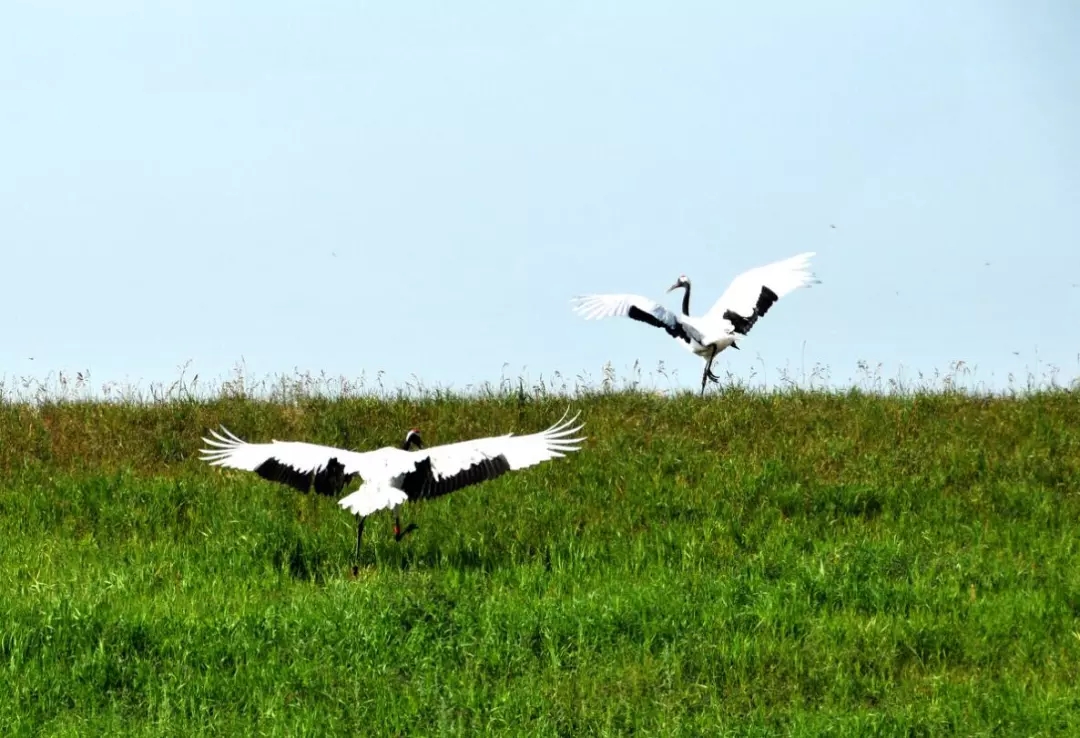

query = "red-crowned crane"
198;409;585;558
570;252;820;395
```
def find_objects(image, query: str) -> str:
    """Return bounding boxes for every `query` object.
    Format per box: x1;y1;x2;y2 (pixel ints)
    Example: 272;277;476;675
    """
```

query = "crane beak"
666;282;681;293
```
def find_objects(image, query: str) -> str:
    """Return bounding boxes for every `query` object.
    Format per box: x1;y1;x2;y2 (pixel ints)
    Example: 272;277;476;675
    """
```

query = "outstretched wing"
389;408;586;502
702;252;820;336
199;426;400;496
570;294;704;347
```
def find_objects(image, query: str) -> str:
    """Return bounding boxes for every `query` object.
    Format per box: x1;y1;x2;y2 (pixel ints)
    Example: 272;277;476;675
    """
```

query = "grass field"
2;376;1080;735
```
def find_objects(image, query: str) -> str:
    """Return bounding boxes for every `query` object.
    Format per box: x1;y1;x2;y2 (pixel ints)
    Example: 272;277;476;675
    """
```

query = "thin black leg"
700;347;718;396
353;514;366;559
393;509;418;542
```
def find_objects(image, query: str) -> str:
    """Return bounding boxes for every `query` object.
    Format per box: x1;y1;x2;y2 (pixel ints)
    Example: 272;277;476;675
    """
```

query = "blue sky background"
2;1;1078;394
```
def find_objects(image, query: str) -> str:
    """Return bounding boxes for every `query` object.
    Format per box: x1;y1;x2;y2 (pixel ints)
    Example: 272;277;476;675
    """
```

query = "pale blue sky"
2;1;1078;394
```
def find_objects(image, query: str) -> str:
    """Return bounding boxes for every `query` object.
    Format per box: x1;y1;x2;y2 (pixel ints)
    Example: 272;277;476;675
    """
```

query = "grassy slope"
1;390;1079;736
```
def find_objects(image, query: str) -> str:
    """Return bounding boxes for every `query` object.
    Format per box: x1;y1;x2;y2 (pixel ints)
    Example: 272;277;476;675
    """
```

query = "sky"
2;1;1079;396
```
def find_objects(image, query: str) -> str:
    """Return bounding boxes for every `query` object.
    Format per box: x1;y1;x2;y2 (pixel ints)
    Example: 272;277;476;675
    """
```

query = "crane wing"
204;410;584;505
570;293;704;347
702;252;819;336
387;409;586;502
199;426;402;496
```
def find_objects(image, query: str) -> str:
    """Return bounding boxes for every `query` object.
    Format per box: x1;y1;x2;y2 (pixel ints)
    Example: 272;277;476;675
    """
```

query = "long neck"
680;284;691;315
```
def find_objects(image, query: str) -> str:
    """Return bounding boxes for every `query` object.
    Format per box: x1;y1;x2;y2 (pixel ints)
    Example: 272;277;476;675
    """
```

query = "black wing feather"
722;285;779;336
313;458;356;497
253;456;355;497
627;304;703;345
399;455;513;502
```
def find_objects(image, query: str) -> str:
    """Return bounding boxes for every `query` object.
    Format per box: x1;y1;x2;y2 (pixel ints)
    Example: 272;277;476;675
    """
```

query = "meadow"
1;365;1079;736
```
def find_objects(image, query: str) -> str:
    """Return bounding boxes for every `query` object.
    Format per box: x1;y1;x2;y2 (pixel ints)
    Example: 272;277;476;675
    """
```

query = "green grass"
2;384;1080;735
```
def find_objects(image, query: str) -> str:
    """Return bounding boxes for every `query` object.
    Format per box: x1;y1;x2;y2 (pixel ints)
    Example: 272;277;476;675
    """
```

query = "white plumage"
337;484;409;518
571;252;820;394
199;409;586;557
701;252;819;326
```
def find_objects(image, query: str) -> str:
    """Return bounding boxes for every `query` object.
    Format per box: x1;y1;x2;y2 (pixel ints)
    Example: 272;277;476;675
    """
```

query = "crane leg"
353;514;366;559
393;509;418;542
700;347;720;395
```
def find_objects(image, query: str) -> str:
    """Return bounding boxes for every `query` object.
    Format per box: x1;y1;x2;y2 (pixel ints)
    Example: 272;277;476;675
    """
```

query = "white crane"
198;409;585;558
571;252;820;395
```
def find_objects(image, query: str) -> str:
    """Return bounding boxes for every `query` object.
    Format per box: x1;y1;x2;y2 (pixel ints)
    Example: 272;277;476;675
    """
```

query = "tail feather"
338;483;408;517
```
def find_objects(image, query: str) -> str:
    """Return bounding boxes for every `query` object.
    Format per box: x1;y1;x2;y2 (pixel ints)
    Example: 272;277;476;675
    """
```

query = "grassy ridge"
2;390;1080;735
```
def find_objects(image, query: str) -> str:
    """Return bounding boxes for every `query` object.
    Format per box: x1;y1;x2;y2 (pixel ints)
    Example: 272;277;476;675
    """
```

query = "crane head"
403;428;423;450
666;275;690;293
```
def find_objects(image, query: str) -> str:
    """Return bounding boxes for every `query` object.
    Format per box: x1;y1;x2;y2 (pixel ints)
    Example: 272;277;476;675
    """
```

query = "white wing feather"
198;426;404;479
703;252;820;324
405;408;586;482
569;294;700;353
570;293;667;321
